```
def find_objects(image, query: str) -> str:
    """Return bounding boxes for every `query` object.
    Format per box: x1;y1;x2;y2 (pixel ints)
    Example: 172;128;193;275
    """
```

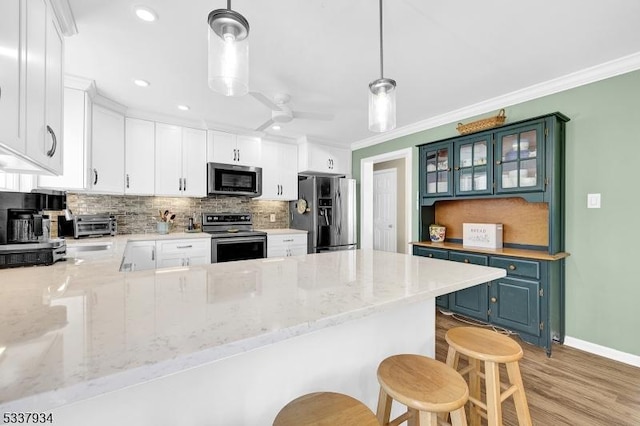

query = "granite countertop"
0;240;505;412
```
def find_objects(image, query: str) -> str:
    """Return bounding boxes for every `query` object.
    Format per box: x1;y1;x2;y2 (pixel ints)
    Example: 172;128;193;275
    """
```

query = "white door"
373;169;397;253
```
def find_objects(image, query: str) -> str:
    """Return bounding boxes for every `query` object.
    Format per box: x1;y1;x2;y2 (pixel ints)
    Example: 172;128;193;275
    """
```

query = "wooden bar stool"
273;391;379;426
376;354;469;426
445;327;532;426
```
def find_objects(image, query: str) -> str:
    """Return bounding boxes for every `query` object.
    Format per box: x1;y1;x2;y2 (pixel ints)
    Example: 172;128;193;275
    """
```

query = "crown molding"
50;0;78;36
351;51;640;151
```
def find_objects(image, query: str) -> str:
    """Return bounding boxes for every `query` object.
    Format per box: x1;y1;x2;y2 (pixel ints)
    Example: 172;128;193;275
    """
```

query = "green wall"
352;69;640;356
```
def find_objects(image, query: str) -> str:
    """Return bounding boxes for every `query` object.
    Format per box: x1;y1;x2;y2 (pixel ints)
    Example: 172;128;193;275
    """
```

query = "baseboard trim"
564;336;640;368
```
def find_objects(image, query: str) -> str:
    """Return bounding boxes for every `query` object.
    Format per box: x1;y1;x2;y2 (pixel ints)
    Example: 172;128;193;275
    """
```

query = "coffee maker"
0;191;66;268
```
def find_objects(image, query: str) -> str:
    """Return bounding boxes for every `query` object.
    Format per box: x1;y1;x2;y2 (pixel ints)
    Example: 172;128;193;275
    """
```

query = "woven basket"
456;109;506;135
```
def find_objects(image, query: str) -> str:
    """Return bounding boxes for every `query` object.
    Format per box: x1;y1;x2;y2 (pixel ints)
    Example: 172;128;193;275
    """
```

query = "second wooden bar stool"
445;327;532;426
376;354;469;426
273;391;379;426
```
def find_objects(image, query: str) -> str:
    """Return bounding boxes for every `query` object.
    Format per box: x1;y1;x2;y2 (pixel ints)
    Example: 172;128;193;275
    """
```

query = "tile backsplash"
65;193;290;234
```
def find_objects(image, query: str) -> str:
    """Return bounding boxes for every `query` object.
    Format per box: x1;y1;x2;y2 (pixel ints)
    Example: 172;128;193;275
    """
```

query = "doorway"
361;148;412;254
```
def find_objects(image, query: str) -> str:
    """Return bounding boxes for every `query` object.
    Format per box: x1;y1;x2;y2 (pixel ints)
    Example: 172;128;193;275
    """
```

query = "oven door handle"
213;236;266;245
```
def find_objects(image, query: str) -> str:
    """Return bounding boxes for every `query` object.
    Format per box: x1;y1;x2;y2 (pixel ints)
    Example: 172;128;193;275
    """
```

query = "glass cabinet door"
422;142;453;197
454;133;492;195
495;122;544;193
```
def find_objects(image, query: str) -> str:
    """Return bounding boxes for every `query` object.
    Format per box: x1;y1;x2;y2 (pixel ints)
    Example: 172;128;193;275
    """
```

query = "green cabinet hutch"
413;112;569;356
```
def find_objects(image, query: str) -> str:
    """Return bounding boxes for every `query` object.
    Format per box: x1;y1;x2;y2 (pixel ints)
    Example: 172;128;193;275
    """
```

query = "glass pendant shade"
208;9;249;96
368;78;396;132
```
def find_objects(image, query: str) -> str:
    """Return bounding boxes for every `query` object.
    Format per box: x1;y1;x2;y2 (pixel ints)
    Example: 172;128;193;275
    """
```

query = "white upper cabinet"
38;86;87;189
125;118;155;195
89;104;125;193
24;0;63;174
0;0;26;154
298;139;351;176
155;123;206;197
259;139;298;200
181;127;207;197
207;130;261;166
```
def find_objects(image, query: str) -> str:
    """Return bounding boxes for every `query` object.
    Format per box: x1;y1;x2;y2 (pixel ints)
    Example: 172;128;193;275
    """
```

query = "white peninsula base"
51;300;434;425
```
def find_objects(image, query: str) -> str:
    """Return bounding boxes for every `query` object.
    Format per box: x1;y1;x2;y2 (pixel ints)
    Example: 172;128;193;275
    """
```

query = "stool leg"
506;361;532;426
468;357;482;426
417;410;438;426
446;346;459;369
484;361;502;426
449;406;468;426
376;387;393;425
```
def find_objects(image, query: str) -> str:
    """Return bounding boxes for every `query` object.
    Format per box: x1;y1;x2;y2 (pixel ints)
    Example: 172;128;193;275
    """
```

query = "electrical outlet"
269;213;276;222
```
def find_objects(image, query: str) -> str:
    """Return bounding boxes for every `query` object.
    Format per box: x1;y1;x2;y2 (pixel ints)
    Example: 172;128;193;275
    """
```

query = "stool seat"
446;327;523;363
273;392;379;426
377;354;469;426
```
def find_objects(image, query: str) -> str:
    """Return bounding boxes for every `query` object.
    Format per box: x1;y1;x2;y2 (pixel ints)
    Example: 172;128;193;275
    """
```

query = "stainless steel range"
202;213;267;263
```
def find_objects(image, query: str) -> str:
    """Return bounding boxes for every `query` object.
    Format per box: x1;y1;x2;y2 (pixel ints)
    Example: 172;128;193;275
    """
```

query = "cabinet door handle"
491;297;497;303
454;166;460;171
508;264;516;271
183;178;187;191
464;259;470;263
46;125;57;157
93;168;98;185
151;247;155;261
428;254;433;258
126;174;130;188
179;178;183;191
237;149;240;162
177;245;193;249
496;160;502;165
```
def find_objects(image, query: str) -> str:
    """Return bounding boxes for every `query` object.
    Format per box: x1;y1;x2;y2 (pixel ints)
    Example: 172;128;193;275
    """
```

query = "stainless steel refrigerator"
290;176;357;253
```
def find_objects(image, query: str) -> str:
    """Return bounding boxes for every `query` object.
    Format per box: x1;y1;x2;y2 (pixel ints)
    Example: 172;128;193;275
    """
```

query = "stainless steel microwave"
207;163;262;197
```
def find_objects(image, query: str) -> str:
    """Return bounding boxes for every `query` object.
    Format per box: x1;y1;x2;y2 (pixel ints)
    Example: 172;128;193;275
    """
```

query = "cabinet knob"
454;166;460;171
508;264;516;271
491;297;497;303
464;258;470;263
428;254;433;258
496;160;502;165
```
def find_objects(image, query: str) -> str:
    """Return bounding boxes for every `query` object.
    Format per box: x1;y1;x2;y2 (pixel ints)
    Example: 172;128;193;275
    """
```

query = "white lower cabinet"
267;233;307;258
121;237;211;271
121;240;156;272
155;238;211;268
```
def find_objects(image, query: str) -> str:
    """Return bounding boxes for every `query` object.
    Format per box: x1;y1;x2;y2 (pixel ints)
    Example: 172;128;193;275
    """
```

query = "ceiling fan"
250;93;334;132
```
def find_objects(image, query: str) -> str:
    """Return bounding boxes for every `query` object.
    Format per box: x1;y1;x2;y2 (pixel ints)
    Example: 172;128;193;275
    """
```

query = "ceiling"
64;0;640;148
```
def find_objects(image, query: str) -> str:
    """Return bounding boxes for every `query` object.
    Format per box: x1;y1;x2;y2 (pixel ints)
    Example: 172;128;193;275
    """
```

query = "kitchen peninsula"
0;239;505;425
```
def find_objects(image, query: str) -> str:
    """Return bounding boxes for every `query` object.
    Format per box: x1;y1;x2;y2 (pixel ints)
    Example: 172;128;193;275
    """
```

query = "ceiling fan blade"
249;92;282;111
255;119;275;132
292;111;334;121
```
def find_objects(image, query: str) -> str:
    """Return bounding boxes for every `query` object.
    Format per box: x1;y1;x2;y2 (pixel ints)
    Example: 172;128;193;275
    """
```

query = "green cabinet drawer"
490;257;540;279
450;251;488;266
414;246;449;260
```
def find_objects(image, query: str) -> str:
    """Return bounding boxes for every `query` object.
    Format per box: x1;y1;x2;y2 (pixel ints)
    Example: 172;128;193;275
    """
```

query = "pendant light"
368;0;396;132
208;1;250;96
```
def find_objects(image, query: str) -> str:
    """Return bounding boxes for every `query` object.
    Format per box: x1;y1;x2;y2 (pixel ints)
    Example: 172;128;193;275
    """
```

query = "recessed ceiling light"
271;125;281;130
177;105;190;111
134;6;158;22
133;79;150;87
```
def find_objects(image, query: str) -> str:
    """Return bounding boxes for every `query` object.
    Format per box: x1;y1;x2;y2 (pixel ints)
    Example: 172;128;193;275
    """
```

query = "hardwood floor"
435;311;640;426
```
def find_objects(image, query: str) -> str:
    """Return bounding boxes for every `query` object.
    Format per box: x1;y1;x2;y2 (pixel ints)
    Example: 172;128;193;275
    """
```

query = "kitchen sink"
67;242;113;252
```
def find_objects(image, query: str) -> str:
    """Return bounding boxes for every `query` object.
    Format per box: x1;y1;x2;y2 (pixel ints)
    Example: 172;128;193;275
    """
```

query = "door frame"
360;147;413;251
